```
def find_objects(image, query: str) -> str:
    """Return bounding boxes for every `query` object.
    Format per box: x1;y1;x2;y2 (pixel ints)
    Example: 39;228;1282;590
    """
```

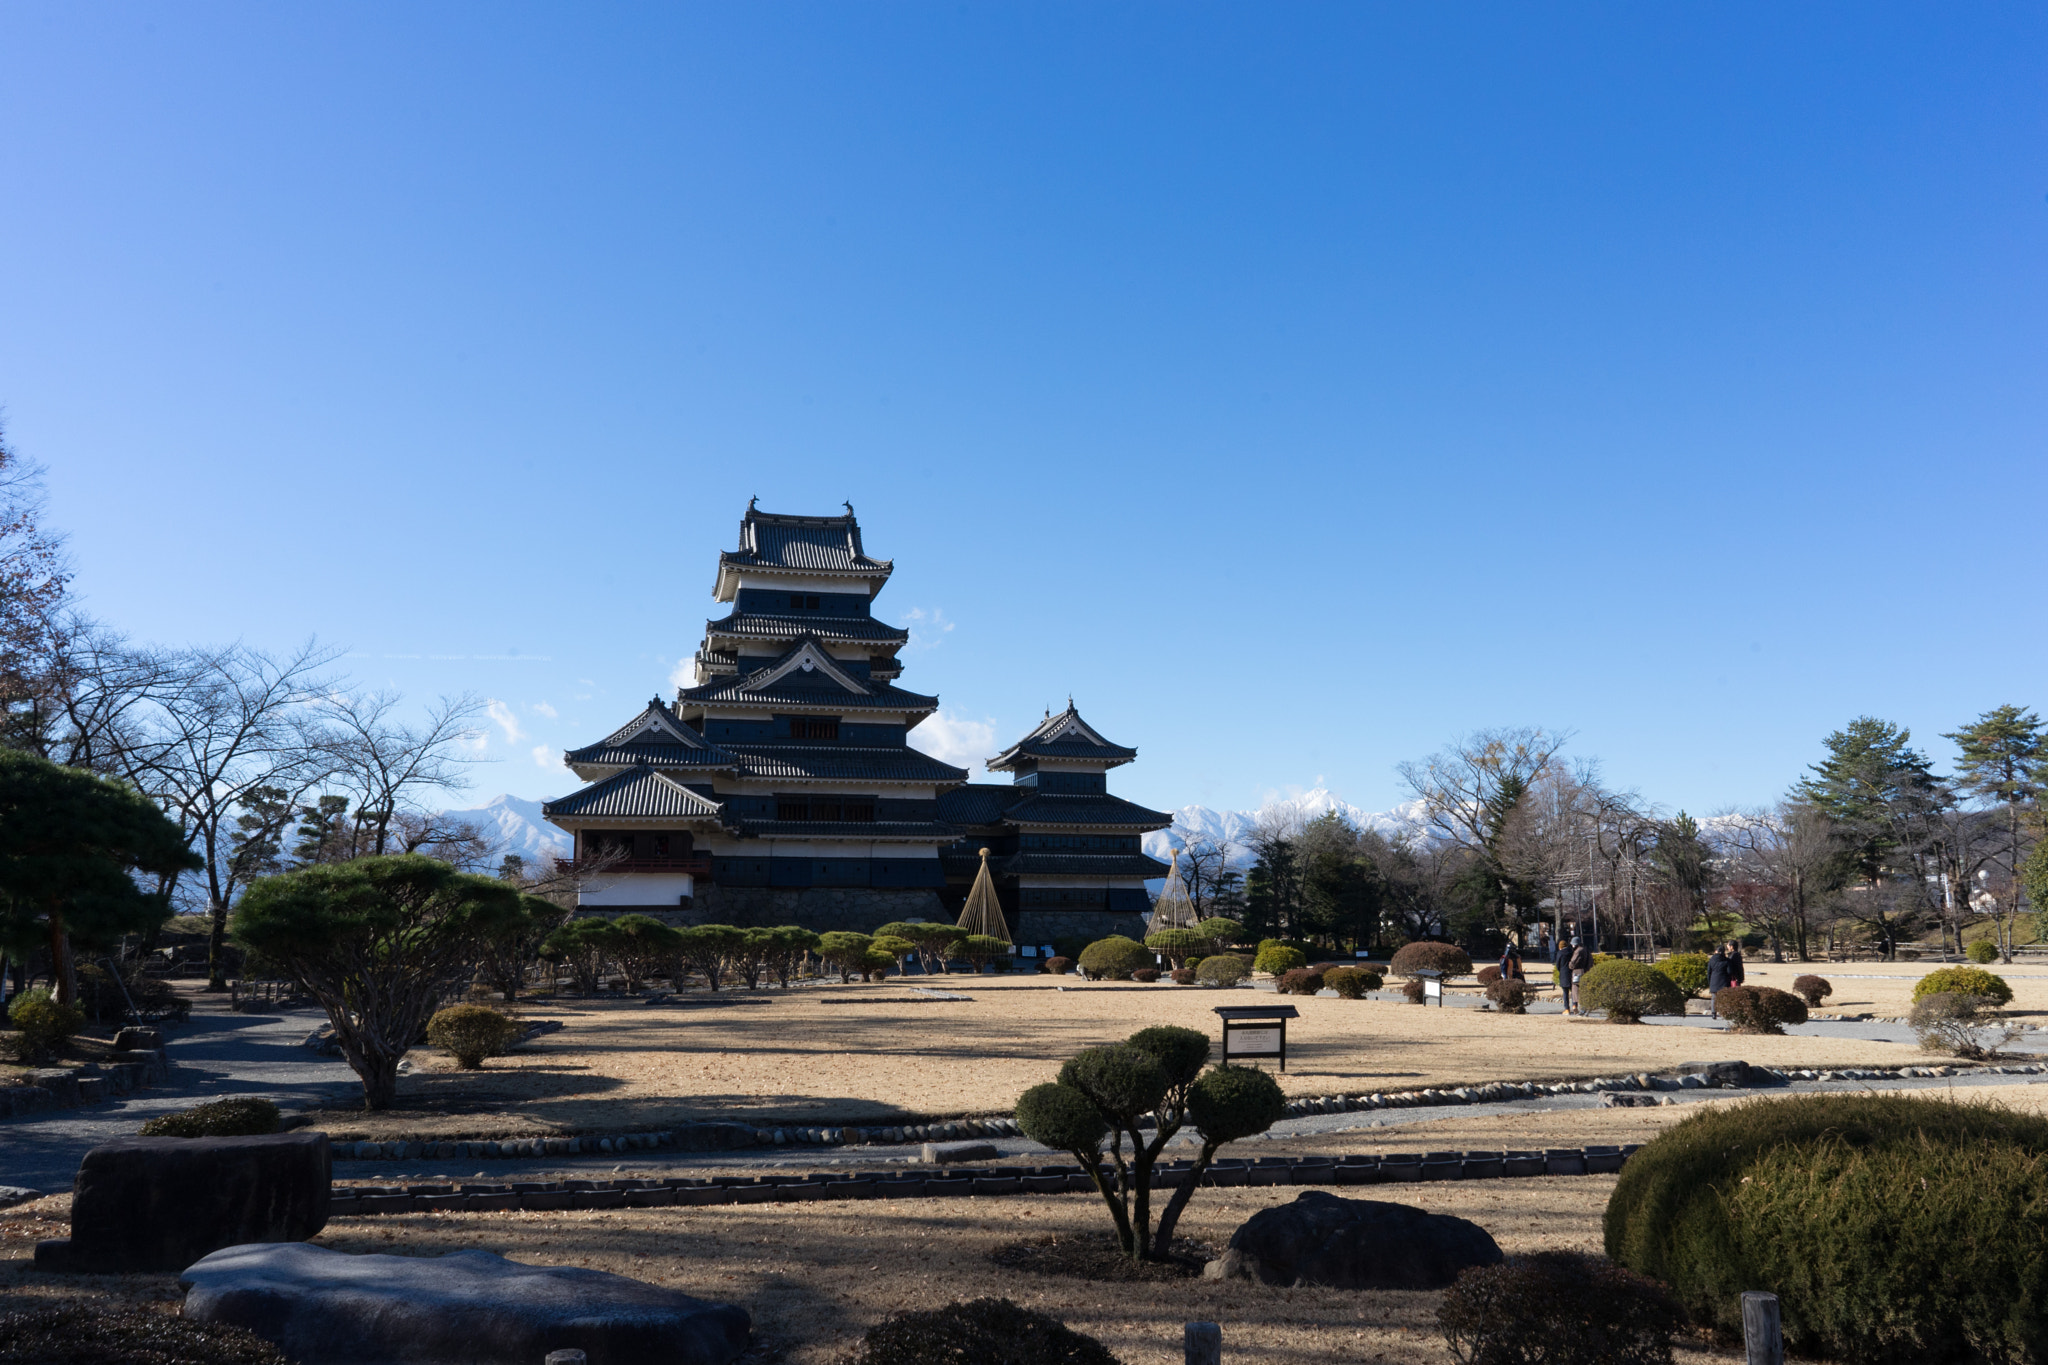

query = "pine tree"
1943;705;2043;959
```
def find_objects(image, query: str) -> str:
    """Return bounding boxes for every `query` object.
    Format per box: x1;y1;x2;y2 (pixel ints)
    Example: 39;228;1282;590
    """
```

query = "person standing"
1554;935;1576;1012
1727;940;1747;988
1705;943;1731;1018
1569;937;1593;1013
1535;925;1553;962
1499;942;1525;982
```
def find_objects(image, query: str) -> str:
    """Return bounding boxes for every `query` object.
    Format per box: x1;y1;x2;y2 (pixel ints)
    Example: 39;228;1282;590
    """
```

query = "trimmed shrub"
1476;965;1502;986
1044;956;1073;975
1390;940;1472;979
3;987;83;1064
838;1297;1122;1365
1323;966;1380;998
1276;968;1324;996
1187;1062;1288;1141
1192;917;1243;952
425;1004;522;1068
1910;992;2020;1059
1655;953;1710;999
1401;978;1427;1004
1577;960;1684;1023
139;1096;280;1138
1253;943;1307;976
1606;1093;2048;1363
1143;928;1207;969
1791;973;1832;1007
1485;978;1531;1014
1916;965;2013;1007
1194;954;1250;987
1077;936;1150;981
1169;968;1194;985
0;1304;295;1365
1439;1251;1679;1365
1714;985;1807;1035
1130;968;1160;984
1968;939;2001;964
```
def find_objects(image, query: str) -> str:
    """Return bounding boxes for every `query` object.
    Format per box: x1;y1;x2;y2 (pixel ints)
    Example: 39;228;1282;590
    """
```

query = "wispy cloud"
901;607;956;653
530;701;558;719
486;699;524;743
532;744;564;771
668;657;696;691
909;709;997;777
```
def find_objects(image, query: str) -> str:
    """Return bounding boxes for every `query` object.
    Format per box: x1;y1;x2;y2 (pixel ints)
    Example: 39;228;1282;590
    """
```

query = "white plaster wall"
579;873;694;906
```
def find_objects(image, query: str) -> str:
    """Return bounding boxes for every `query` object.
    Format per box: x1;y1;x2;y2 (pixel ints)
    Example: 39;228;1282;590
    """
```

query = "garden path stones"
1203;1190;1502;1290
34;1131;331;1273
180;1242;751;1365
921;1140;1000;1164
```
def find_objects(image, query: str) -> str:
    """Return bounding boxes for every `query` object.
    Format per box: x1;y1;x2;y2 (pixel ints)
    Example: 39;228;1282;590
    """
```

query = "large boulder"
34;1131;329;1273
181;1242;751;1365
1204;1190;1502;1289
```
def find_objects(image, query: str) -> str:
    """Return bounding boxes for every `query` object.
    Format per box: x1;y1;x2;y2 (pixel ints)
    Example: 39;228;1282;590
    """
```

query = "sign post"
1212;1005;1300;1071
1416;968;1444;1006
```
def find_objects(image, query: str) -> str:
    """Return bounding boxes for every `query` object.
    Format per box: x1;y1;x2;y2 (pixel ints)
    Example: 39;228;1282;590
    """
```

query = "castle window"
788;594;822;611
790;718;839;740
843;800;875;823
777;798;810;821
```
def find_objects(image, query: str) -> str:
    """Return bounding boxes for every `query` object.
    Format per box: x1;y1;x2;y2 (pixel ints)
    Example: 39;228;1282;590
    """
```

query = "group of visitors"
1704;940;1746;1017
1497;927;1594;1013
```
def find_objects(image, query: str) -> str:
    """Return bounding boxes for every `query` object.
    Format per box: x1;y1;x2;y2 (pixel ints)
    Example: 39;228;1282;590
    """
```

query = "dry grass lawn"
303;974;2016;1138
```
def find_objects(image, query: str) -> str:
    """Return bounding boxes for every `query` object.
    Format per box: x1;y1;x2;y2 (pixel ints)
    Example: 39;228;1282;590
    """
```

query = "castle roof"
714;503;893;598
565;698;737;775
987;704;1138;771
543;765;727;823
677;637;939;715
704;611;910;648
999;792;1173;830
721;743;967;785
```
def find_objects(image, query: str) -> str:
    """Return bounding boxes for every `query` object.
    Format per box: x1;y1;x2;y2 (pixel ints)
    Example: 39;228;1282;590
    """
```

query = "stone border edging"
324;1059;2048;1162
0;1050;172;1119
327;1145;1645;1215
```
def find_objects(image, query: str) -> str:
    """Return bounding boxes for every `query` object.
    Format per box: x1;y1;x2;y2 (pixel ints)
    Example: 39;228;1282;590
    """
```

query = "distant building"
543;503;1169;942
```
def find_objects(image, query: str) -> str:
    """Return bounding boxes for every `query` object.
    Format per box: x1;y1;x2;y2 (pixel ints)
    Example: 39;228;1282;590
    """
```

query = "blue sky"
2;5;2043;818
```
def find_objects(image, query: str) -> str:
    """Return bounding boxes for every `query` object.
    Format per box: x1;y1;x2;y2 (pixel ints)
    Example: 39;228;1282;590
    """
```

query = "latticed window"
789;718;840;740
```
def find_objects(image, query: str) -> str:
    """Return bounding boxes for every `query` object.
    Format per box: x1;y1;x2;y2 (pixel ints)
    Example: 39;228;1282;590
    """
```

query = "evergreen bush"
1193;954;1249;987
425;1004;522;1068
1714;985;1807;1034
139;1096;280;1138
1438;1251;1679;1365
1577;960;1683;1023
1192;917;1243;953
1968;939;2001;964
1909;992;2019;1059
1605;1093;2048;1363
1276;967;1324;996
1791;974;1832;1007
1077;936;1150;981
1916;966;2013;1007
1400;978;1427;1004
1390;940;1472;979
1655;953;1710;998
837;1297;1121;1365
1323;966;1379;998
1485;978;1530;1014
3;987;82;1064
1143;928;1207;968
1252;943;1306;976
0;1304;295;1365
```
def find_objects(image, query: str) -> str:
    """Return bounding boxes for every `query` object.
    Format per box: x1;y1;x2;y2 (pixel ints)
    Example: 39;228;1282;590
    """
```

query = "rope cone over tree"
1149;847;1196;931
956;847;1011;944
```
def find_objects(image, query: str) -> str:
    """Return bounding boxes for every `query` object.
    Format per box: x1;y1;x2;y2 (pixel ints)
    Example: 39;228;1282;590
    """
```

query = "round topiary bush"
2;987;83;1064
1187;1062;1287;1141
1967;939;2001;964
1577;960;1684;1023
1475;965;1502;986
1791;973;1832;1007
1076;936;1150;981
1400;978;1427;1004
1044;956;1073;975
1169;968;1194;985
0;1304;295;1365
1253;943;1306;976
1484;978;1530;1014
1194;954;1250;987
139;1096;280;1138
1322;966;1380;998
1916;965;2013;1007
1714;985;1808;1035
1439;1251;1678;1365
1276;968;1324;996
1390;941;1472;979
837;1297;1122;1365
1606;1093;2048;1363
1130;968;1160;983
1655;953;1710;999
425;1003;522;1068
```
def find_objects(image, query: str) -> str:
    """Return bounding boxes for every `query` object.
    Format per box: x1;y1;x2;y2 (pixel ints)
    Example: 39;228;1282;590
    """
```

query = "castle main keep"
542;503;1169;944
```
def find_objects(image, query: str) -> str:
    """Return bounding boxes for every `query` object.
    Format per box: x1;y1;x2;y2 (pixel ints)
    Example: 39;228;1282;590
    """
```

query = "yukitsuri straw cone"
1149;847;1196;932
956;847;1012;944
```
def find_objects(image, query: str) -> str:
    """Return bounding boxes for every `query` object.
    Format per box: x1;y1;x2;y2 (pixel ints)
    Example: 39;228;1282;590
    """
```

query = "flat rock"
35;1131;329;1273
1603;1092;1661;1108
922;1141;1000;1164
1205;1191;1501;1290
0;1185;44;1209
113;1026;164;1051
181;1242;749;1365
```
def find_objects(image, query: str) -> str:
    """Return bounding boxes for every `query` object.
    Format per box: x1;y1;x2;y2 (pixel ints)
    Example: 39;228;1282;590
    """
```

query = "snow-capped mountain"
435;794;570;865
1141;788;1428;866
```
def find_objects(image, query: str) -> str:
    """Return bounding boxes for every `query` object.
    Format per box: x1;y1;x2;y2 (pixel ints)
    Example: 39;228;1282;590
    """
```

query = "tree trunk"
358;1051;401;1110
47;909;77;1006
206;897;231;992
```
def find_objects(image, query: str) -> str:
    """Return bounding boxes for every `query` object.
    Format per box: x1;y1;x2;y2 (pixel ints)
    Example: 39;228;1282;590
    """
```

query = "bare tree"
1166;822;1241;917
318;692;486;856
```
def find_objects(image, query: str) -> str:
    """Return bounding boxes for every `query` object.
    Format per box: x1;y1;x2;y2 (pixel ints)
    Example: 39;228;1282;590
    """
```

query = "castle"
542;503;1169;945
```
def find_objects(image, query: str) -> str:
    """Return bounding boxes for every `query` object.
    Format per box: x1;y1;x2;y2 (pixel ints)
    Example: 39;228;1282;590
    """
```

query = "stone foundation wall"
573;887;947;934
